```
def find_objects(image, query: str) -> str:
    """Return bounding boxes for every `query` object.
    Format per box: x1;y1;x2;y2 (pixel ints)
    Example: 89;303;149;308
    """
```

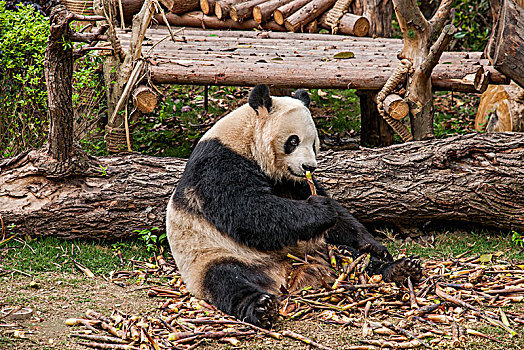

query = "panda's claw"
381;257;423;284
250;293;279;329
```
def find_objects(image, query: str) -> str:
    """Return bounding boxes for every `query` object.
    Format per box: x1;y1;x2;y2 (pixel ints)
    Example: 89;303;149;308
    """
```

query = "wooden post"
358;90;394;147
492;0;524;88
45;6;74;163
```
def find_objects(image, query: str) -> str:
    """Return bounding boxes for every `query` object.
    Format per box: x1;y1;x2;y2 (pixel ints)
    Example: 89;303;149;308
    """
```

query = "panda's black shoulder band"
293;89;310;108
249;84;272;113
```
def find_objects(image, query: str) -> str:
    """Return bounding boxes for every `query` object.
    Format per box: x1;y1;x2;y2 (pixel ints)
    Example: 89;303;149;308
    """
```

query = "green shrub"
452;0;491;51
0;2;49;157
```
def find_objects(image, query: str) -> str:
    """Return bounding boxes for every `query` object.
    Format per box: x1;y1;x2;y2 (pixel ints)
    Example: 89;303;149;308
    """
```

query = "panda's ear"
293;89;310;108
248;84;272;114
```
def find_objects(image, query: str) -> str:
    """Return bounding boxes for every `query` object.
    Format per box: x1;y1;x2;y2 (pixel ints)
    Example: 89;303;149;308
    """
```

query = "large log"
148;60;495;92
284;0;337;32
273;0;311;25
253;0;295;24
158;0;200;14
1;133;523;239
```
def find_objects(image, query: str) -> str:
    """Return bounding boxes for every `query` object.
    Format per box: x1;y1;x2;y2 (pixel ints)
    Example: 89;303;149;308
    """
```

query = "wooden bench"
120;27;505;92
116;26;509;145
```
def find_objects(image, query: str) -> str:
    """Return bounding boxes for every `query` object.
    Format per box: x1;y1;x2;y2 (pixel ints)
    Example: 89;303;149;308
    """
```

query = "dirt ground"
1;270;523;350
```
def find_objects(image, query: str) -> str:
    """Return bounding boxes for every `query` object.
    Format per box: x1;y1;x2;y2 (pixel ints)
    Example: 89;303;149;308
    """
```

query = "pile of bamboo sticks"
66;248;524;349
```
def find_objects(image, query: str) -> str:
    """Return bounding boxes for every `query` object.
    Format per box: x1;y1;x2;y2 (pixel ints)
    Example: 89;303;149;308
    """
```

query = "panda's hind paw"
382;256;422;284
244;293;280;329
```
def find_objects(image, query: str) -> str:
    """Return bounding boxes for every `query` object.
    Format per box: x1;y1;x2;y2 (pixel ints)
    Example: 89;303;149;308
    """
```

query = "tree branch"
420;24;455;77
71;14;107;22
429;0;454;38
392;0;428;33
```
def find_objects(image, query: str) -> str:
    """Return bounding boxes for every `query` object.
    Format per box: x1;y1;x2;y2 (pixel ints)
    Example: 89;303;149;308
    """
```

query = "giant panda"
166;85;421;328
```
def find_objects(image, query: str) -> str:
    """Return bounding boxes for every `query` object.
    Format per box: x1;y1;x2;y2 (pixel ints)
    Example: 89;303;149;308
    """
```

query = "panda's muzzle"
302;164;317;172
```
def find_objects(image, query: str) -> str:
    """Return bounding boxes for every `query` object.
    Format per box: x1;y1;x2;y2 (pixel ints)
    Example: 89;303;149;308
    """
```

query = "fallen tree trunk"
158;0;200;14
1;133;523;239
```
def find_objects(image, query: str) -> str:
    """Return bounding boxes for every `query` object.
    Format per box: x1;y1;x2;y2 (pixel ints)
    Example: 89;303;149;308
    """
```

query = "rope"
376;59;414;142
324;0;353;34
105;125;128;153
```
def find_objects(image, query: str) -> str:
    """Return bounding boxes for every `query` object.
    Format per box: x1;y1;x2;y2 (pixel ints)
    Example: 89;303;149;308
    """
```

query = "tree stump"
475;83;524;132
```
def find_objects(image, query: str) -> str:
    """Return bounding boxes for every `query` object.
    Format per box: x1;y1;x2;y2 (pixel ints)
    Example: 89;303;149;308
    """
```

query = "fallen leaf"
334;51;355;59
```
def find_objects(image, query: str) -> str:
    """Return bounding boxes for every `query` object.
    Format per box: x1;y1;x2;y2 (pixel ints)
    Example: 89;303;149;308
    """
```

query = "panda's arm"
311;175;393;262
192;143;337;251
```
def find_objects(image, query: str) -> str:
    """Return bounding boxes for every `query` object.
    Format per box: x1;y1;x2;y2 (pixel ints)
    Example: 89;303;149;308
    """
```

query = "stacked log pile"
114;0;376;36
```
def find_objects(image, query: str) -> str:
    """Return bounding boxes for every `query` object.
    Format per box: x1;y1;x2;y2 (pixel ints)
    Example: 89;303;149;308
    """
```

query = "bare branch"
392;0;428;34
70;32;108;43
70;24;109;43
72;14;107;22
429;0;454;37
420;24;456;77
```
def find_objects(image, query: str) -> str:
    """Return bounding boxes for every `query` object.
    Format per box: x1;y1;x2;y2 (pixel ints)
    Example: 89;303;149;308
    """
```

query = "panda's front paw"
307;195;338;225
360;242;393;262
242;293;280;329
381;256;422;283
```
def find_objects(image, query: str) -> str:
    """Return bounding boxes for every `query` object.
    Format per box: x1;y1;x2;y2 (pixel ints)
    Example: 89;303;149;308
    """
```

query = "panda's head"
248;85;319;182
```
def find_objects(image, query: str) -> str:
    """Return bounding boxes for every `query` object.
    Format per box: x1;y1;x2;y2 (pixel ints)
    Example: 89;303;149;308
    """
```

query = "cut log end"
230;8;238;21
351;16;370;37
476;84;524;133
200;0;214;15
215;2;226;19
383;94;409;120
274;9;284;25
253;6;263;23
132;85;158;114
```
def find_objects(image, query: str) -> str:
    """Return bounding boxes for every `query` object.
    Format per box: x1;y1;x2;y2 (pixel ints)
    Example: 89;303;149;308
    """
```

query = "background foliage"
0;2;106;158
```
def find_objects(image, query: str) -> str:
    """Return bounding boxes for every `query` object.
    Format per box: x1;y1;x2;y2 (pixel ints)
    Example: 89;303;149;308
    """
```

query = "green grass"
386;228;524;261
2;229;522;279
308;88;361;135
0;236;161;276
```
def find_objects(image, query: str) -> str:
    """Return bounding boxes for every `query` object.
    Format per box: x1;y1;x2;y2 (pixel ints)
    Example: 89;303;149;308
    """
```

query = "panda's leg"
335;245;422;283
202;259;280;328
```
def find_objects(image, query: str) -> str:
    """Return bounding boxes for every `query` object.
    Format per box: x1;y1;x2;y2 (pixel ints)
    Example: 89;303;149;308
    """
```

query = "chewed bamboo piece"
305;170;317;195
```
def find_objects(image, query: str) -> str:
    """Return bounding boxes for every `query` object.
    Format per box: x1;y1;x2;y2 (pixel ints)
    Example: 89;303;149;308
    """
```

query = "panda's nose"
302;164;317;172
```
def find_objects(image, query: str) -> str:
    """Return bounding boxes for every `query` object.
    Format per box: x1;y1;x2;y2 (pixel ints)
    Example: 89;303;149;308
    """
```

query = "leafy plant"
512;231;524;248
451;0;491;52
0;2;49;157
135;227;166;252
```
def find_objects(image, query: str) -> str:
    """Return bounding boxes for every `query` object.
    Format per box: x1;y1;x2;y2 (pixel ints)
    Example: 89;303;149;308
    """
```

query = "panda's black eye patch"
284;135;300;154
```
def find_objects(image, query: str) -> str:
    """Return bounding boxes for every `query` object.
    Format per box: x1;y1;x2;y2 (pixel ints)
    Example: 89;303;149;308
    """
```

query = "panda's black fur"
166;85;421;328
